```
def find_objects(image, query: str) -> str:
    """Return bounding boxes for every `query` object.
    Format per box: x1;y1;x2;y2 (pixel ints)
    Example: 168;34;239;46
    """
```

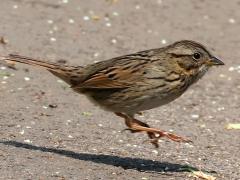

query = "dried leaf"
191;171;216;180
91;15;100;21
226;123;240;130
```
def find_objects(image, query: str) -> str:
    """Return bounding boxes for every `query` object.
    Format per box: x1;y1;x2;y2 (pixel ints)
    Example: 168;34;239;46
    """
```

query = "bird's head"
166;40;224;77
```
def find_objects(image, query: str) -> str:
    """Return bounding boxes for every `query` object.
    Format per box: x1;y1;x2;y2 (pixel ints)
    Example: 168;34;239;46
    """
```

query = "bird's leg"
115;112;192;148
115;112;160;147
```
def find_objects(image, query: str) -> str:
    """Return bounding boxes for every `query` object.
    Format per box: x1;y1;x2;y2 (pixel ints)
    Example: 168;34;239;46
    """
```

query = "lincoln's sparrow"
2;40;224;147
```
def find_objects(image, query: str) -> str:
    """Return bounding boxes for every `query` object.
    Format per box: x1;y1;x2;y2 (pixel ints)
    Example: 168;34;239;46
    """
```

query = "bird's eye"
193;52;201;60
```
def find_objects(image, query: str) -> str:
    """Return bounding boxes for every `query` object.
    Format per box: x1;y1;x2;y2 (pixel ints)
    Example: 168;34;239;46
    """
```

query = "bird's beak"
207;56;224;66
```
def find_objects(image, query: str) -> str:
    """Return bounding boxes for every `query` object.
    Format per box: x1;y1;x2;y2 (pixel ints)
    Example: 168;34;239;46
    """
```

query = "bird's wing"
74;56;151;89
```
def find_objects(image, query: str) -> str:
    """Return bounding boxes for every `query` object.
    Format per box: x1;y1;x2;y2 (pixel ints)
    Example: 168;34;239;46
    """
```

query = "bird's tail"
2;54;83;85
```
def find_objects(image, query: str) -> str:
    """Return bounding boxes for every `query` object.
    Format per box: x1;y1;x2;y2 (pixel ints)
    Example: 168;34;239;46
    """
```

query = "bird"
2;40;224;147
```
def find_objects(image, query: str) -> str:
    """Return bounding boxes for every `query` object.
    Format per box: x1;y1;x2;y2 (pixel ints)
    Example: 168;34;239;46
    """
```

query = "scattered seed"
42;106;48;109
62;0;68;3
93;52;99;57
113;12;119;16
228;18;236;24
57;79;64;83
24;139;32;143
47;20;54;24
228;67;234;71
13;5;18;9
219;74;226;78
135;5;140;9
191;114;199;119
152;150;158;154
53;26;58;31
24;77;30;81
68;18;75;23
111;39;117;44
161;39;167;44
83;16;90;21
50;37;56;42
106;22;112;27
68;135;73;138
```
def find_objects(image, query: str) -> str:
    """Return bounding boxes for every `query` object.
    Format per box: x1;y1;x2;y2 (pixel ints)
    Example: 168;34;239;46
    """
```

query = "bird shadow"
0;140;215;174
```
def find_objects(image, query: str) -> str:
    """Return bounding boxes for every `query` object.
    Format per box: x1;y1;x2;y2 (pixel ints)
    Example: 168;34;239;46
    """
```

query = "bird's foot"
115;112;192;148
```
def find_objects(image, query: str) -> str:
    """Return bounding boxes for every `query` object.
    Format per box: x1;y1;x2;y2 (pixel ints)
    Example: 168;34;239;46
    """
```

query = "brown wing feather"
75;60;148;89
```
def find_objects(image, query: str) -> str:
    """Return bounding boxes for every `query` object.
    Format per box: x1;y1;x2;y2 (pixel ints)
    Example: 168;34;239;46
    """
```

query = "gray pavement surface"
0;0;240;179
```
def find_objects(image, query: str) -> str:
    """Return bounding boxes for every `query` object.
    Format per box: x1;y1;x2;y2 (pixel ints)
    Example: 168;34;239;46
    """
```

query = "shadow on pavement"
0;140;213;174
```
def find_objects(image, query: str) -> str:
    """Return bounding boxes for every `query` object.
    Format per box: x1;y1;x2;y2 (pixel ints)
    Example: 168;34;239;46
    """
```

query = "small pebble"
48;104;58;108
19;130;25;135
